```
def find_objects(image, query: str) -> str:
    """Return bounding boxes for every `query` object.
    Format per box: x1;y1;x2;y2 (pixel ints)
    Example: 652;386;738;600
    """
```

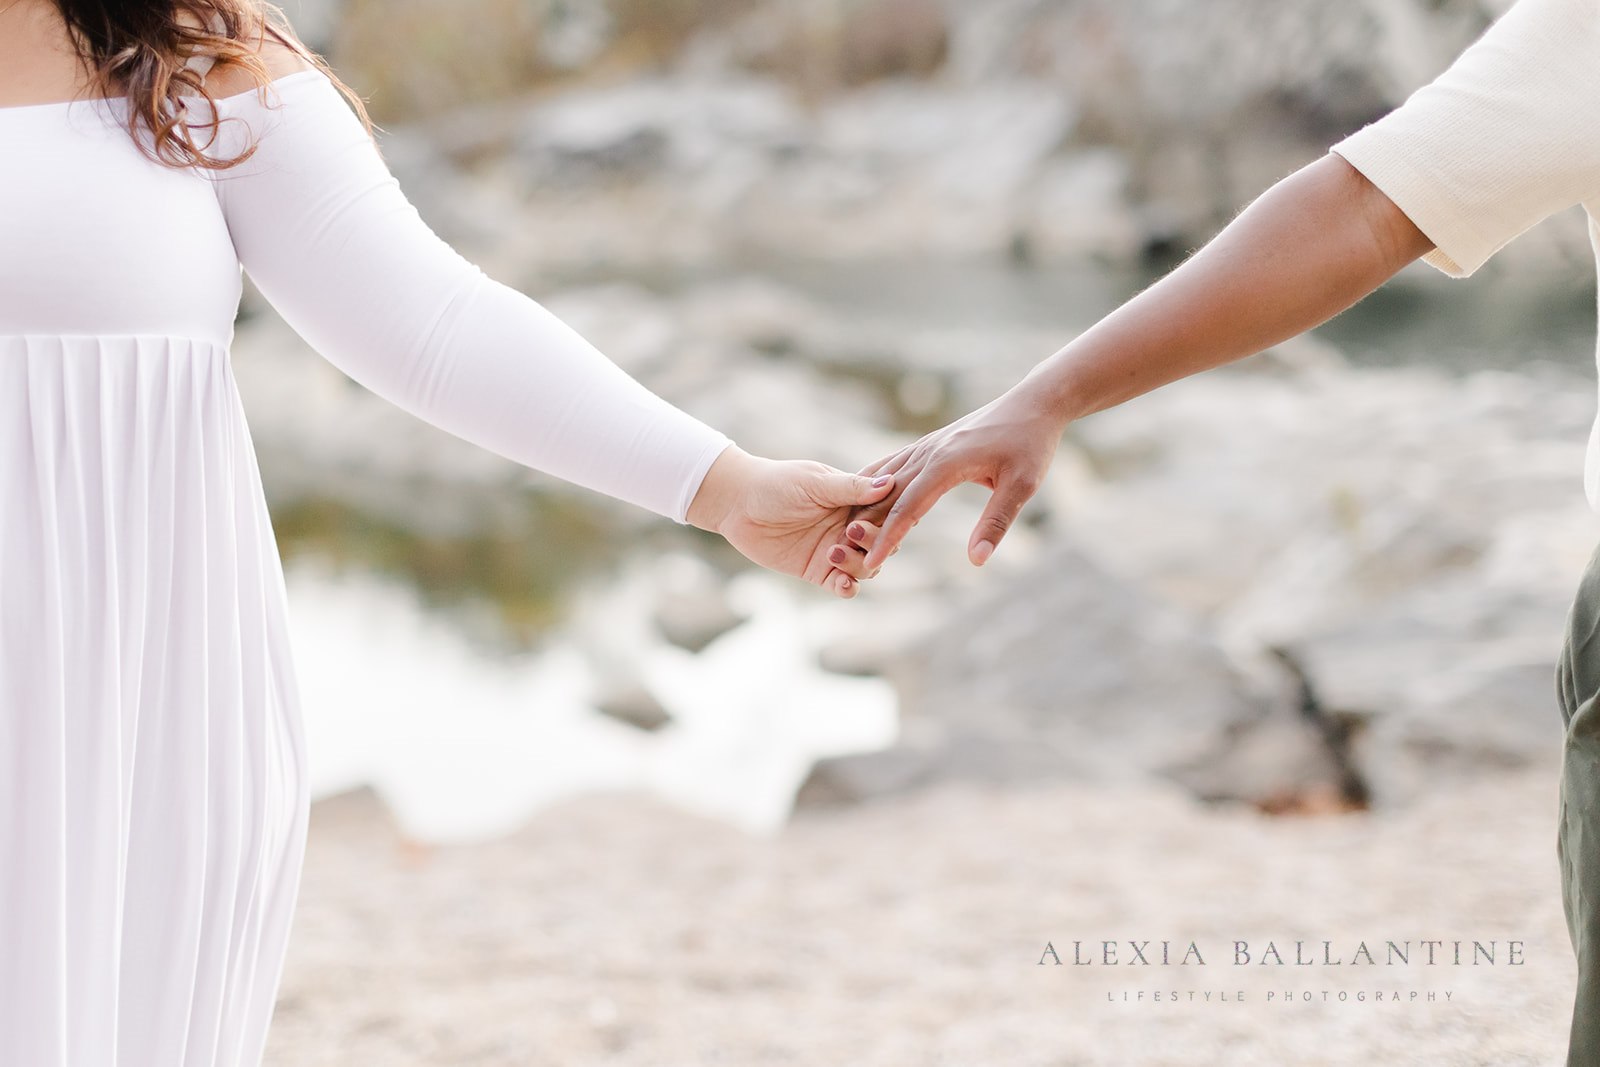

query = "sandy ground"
265;764;1576;1067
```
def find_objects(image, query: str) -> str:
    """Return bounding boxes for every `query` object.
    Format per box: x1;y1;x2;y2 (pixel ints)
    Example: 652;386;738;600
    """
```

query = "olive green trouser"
1556;535;1600;1066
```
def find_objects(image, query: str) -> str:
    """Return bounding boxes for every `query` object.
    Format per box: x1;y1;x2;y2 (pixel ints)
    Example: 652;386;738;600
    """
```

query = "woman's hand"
687;446;896;598
845;382;1070;571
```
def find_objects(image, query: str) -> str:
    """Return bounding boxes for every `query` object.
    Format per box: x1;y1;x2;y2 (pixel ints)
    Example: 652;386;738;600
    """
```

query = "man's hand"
844;384;1068;571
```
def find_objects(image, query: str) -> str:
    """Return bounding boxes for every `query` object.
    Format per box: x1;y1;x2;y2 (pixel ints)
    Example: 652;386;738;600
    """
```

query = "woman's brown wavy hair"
54;0;373;170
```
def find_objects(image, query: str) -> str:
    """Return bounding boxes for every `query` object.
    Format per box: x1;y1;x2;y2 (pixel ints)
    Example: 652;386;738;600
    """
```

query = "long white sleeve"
204;69;733;523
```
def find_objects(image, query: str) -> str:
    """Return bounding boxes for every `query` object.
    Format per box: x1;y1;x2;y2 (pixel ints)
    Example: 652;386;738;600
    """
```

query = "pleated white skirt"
0;334;311;1066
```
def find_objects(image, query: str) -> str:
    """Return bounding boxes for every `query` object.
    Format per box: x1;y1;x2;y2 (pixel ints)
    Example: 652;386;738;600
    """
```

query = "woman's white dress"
0;69;731;1066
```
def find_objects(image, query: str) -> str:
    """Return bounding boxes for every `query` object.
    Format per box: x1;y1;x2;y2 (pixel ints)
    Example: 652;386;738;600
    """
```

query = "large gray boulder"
1052;356;1596;804
800;541;1346;809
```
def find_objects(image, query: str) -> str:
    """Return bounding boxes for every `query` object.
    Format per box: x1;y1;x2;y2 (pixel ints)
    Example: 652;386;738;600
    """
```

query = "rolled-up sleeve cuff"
1330;127;1499;279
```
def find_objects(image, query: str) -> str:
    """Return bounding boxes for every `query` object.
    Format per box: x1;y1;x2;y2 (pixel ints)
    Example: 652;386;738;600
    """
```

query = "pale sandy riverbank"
266;762;1573;1067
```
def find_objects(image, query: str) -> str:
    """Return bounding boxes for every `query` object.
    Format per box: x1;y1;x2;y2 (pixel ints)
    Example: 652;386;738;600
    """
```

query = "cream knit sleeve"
1330;0;1600;278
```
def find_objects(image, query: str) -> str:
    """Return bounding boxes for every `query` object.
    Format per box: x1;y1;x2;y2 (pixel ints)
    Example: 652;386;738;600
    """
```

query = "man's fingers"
864;465;957;569
843;466;917;531
847;447;927;528
843;494;895;531
856;447;915;479
846;443;937;560
967;471;1040;567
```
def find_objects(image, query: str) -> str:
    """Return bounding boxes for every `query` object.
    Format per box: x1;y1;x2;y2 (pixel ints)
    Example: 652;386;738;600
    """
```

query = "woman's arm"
851;155;1431;569
204;45;888;596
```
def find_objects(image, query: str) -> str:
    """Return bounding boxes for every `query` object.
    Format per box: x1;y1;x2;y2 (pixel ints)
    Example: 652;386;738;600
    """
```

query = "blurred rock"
1055;360;1595;805
279;0;345;53
793;745;939;808
650;556;748;653
803;351;1596;812
677;277;824;357
490;74;1093;268
686;359;897;472
800;541;1343;808
308;0;1597;275
815;594;951;677
725;0;950;90
940;0;1491;255
594;682;674;732
1015;149;1140;266
513;78;806;188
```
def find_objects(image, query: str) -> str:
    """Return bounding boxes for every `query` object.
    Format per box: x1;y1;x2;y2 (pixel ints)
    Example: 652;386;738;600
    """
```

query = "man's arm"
854;154;1434;570
1037;154;1432;425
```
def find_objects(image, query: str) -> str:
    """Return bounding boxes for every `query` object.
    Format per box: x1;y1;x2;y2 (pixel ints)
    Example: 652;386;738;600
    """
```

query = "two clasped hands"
685;371;1065;598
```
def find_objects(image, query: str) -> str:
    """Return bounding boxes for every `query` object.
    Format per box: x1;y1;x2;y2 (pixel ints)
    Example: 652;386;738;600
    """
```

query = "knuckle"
1011;470;1043;497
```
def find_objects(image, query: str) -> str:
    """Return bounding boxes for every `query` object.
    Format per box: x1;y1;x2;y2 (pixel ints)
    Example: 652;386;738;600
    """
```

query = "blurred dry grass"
606;0;756;65
331;0;951;120
335;0;550;119
736;0;949;93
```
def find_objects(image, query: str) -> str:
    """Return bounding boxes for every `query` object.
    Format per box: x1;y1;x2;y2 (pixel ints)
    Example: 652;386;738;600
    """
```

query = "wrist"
686;444;763;534
1012;356;1083;431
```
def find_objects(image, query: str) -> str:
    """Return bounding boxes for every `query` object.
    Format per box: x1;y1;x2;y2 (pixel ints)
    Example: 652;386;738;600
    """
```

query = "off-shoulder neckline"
0;68;325;117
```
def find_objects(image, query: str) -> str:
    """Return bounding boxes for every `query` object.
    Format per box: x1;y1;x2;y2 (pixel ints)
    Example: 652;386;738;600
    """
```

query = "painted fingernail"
829;546;847;564
973;540;995;566
873;476;892;488
847;523;865;540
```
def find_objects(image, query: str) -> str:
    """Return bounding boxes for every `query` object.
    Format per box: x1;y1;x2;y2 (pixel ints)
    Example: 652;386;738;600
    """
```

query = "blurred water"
285;555;897;843
635;258;1598;373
